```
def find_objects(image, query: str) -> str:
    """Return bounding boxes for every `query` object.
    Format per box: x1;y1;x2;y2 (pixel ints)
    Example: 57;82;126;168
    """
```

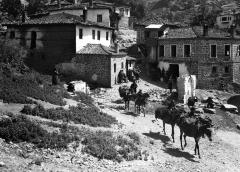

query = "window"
10;31;15;39
114;63;116;73
97;14;102;22
145;31;150;38
184;44;191;57
92;30;95;39
171;45;177;57
30;31;37;49
210;45;217;58
158;31;163;37
119;8;124;16
126;9;129;15
225;66;229;73
225;45;230;56
121;62;124;69
106;31;109;40
212;66;217;74
238;45;240;56
97;31;100;40
159;45;164;57
79;28;83;39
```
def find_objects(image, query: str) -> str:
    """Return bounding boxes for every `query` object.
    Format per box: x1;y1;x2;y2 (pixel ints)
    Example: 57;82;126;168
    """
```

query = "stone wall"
146;38;240;89
74;54;111;87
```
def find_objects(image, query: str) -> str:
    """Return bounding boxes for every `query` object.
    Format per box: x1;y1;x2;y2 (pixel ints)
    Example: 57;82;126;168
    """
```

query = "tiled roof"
46;0;72;6
77;44;125;55
160;26;231;39
3;13;113;29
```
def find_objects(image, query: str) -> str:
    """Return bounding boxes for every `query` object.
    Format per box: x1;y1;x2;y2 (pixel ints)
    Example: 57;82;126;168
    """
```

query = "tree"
190;0;221;26
26;0;48;16
1;0;23;20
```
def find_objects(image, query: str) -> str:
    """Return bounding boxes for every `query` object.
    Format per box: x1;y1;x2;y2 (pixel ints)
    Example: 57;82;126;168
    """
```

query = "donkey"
177;115;214;158
135;93;150;116
119;86;137;110
155;106;185;142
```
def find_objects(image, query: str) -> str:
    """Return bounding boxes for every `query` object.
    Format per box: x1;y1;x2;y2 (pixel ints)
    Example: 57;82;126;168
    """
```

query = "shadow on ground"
122;111;139;117
163;147;199;162
143;131;199;162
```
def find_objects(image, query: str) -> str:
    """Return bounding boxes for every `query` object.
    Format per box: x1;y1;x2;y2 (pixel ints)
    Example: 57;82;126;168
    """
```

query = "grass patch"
0;73;69;105
0;113;80;150
21;104;118;127
72;92;94;106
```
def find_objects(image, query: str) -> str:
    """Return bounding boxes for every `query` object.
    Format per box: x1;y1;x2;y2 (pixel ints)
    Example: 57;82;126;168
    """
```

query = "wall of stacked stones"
154;38;240;89
75;54;111;87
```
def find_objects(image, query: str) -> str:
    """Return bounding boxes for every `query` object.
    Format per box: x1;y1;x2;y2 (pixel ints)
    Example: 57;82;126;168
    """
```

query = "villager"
168;75;173;93
130;80;138;94
137;89;143;97
52;67;59;85
118;70;127;83
168;99;176;110
67;82;75;93
188;107;196;117
206;97;214;108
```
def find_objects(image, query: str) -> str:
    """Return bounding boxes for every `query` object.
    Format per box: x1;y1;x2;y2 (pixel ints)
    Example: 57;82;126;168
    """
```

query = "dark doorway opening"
169;64;179;81
30;31;37;49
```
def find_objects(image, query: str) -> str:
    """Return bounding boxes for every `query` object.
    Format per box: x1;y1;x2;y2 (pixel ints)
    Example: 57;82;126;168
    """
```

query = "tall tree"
26;0;47;16
1;0;23;20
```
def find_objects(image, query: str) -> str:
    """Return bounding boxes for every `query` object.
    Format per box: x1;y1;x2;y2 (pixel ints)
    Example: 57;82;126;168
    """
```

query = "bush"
83;131;141;162
0;113;80;149
127;132;140;144
22;104;118;127
72;92;94;106
0;74;67;105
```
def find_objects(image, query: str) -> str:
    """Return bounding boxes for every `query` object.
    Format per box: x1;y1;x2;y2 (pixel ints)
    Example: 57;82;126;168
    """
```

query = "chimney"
230;24;236;38
89;0;93;7
57;0;61;8
115;42;119;54
83;6;87;22
203;24;208;37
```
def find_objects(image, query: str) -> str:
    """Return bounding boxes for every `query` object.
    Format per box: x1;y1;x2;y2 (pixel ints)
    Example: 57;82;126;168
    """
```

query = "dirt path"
91;80;240;172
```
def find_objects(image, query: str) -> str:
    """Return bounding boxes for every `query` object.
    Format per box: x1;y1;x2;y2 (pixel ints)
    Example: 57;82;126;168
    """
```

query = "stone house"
216;2;240;29
3;12;113;73
145;26;240;89
134;15;180;45
74;43;127;87
47;0;131;29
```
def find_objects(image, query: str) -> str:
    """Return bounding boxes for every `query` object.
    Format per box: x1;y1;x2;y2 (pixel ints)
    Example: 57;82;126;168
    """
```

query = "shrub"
22;104;118;127
127;132;140;144
83;131;141;162
72;92;94;106
0;113;80;150
0;74;67;105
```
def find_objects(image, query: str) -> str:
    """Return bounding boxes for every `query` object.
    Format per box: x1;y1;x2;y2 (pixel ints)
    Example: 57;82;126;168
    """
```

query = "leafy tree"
1;0;23;19
26;0;47;16
190;0;221;26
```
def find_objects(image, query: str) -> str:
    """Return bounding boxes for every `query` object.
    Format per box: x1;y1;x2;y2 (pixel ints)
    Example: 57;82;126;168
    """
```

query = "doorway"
169;64;179;81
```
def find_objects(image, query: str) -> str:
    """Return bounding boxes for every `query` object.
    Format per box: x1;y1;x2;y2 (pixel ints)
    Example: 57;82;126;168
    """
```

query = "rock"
237;124;240;130
203;108;216;114
195;108;204;114
0;161;6;167
221;104;238;113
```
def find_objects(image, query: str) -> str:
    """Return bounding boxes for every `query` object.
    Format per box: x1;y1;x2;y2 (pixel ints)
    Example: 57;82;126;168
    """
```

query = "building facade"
146;26;240;89
3;13;113;73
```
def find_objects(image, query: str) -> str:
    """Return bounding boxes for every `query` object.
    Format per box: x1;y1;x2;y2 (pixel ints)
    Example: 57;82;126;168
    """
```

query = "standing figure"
206;97;214;108
168;75;173;93
130;80;138;94
52;67;59;85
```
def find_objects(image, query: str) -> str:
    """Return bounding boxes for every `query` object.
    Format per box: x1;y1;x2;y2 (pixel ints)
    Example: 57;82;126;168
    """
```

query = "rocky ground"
1;78;240;172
